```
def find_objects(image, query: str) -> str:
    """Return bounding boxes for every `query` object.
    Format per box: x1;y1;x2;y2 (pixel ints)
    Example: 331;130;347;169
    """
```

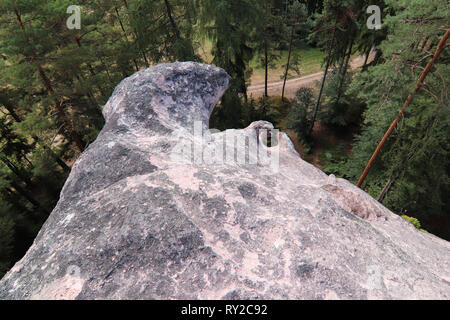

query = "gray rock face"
1;62;449;300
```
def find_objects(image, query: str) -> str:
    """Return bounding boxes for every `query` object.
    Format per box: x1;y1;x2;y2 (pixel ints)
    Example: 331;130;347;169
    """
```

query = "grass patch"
249;47;327;85
401;215;429;233
196;38;327;86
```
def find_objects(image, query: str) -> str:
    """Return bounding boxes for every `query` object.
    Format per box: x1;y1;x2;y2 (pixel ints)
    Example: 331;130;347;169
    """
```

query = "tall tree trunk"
37;66;85;152
140;47;150;67
115;6;128;37
120;0;150;67
114;6;139;72
164;0;182;40
373;47;382;66
336;45;347;77
9;180;47;213
163;0;194;61
308;17;338;137
43;146;71;173
334;37;354;108
282;27;294;102
0;91;21;122
357;28;450;187
0;157;32;187
377;177;394;202
264;40;269;98
99;55;114;84
362;47;371;70
343;38;354;72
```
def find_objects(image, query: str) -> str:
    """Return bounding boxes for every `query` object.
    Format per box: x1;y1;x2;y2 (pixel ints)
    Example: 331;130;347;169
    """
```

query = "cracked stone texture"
1;62;449;300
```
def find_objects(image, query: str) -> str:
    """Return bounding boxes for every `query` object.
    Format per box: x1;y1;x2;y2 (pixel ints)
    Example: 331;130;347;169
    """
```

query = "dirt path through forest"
247;53;374;99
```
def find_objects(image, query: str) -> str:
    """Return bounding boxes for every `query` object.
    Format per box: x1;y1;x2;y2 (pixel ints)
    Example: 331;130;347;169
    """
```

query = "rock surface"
1;62;449;300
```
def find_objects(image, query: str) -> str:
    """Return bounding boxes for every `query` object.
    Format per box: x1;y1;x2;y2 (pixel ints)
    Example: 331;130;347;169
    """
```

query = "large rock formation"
0;62;449;300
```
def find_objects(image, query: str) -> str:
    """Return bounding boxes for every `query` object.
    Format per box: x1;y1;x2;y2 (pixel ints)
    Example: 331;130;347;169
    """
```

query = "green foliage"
309;0;359;67
253;0;284;78
320;69;354;126
212;95;279;131
199;0;260;128
319;143;349;176
279;2;310;91
287;88;315;143
128;0;199;62
401;215;421;230
280;51;302;80
344;0;450;238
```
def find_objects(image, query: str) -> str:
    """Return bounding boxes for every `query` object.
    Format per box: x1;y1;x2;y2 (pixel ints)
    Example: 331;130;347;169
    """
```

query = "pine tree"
127;0;199;63
0;1;88;152
281;1;309;101
353;0;387;70
287;87;315;143
253;0;284;97
319;69;355;126
199;0;259;129
344;0;450;238
308;0;358;137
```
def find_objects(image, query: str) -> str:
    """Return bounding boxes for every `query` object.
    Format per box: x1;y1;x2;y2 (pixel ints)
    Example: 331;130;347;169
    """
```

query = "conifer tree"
308;0;360;136
281;1;309;101
199;0;259;129
344;0;449;238
254;0;284;97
